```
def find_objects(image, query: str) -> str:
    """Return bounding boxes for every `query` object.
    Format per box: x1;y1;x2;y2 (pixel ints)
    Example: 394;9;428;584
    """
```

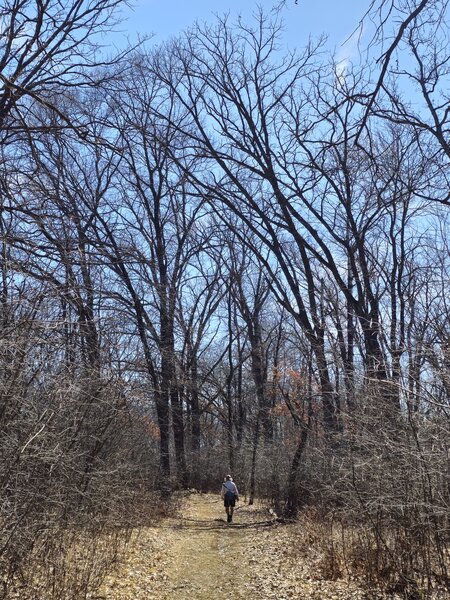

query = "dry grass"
96;493;450;600
5;494;447;600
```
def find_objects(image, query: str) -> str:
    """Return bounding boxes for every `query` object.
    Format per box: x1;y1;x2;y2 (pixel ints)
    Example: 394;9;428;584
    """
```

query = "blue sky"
117;0;370;61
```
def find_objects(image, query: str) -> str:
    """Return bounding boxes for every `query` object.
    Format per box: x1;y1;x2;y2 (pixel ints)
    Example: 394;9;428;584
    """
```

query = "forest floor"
96;493;446;600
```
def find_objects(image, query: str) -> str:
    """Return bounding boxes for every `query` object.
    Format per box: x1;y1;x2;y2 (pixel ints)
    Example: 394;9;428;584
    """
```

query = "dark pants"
224;491;236;507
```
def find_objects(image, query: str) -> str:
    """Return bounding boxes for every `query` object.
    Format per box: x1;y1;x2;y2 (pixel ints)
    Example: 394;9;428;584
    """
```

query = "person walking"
221;474;239;523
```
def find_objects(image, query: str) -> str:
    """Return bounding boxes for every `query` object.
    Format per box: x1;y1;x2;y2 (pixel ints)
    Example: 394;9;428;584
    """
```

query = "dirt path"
99;493;283;600
97;493;386;600
159;494;272;599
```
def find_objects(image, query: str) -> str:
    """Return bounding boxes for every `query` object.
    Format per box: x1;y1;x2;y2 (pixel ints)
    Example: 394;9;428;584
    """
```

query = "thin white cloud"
335;21;364;81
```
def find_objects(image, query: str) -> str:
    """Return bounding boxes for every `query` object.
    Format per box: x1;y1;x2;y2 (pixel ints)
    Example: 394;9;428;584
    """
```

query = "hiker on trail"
221;474;239;523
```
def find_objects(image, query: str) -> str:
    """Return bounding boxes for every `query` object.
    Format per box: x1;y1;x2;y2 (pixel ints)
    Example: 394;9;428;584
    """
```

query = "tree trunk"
248;410;261;505
171;386;188;487
190;356;201;452
154;387;171;483
285;426;308;517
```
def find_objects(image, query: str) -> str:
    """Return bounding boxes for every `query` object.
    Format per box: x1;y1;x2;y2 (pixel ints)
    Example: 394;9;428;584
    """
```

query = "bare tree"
0;0;127;138
81;60;214;486
151;14;343;430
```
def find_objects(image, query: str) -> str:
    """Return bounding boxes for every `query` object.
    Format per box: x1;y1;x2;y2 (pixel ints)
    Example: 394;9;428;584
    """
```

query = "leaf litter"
96;493;448;600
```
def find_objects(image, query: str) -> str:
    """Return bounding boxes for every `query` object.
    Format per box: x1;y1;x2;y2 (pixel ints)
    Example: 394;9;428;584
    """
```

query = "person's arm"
234;483;239;500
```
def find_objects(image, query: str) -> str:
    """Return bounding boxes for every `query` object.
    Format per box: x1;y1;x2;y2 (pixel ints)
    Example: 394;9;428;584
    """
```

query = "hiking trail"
98;493;387;600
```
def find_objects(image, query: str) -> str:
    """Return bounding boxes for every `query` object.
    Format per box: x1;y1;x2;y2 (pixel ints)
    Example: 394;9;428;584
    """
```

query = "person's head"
225;474;232;481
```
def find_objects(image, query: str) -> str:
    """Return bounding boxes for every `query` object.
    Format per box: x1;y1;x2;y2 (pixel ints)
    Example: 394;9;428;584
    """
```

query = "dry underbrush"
284;508;450;600
3;489;178;600
60;492;447;600
5;528;127;600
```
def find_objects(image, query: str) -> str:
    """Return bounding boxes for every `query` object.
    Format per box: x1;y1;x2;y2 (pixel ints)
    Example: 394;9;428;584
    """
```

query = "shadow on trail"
168;518;279;531
151;517;279;531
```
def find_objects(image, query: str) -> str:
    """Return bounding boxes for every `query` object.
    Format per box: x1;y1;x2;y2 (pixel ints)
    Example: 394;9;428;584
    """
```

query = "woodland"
0;0;449;598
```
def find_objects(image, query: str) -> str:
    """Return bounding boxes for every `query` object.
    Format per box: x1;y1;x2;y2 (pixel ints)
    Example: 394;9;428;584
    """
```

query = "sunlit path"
99;493;416;600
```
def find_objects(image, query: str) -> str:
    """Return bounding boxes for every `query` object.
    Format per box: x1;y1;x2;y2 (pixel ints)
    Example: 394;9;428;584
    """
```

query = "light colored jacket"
221;480;239;499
